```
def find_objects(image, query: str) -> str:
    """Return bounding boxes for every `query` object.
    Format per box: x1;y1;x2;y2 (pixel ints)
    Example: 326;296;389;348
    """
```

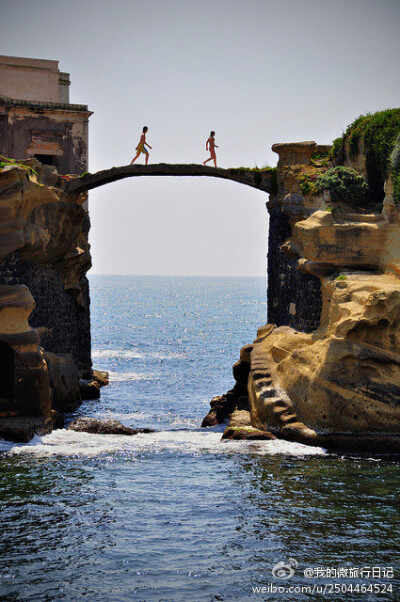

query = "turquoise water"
0;276;399;601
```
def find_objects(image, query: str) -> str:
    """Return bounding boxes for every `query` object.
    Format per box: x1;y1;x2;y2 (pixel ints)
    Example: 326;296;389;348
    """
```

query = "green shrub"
299;171;317;196
332;109;400;178
391;134;400;205
391;134;400;171
315;166;369;206
331;137;344;162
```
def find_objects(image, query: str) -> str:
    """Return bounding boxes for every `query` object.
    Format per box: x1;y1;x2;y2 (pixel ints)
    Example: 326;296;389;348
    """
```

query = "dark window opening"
0;341;14;399
34;154;58;168
366;151;385;205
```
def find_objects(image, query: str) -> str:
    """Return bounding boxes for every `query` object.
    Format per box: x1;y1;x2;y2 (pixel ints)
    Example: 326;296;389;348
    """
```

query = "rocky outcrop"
0;284;50;415
205;132;400;452
67;417;155;435
221;410;276;441
0;160;96;442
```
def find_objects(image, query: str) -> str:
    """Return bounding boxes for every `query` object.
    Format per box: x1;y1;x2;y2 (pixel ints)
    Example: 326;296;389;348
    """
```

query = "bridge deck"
65;163;273;195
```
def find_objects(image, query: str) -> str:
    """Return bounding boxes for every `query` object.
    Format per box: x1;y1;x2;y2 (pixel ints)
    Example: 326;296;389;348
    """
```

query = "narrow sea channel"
0;276;399;601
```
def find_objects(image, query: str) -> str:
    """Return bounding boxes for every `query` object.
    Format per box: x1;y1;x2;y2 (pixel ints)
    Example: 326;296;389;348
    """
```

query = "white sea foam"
0;428;327;459
93;349;186;360
107;371;155;383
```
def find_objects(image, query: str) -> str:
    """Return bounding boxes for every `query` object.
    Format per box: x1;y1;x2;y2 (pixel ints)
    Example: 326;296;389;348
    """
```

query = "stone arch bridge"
65;163;274;195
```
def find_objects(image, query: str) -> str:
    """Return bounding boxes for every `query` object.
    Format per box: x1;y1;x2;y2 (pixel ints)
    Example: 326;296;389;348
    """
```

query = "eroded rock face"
0;162;90;303
248;276;400;448
249;142;400;450
204;139;400;451
0;161;94;441
0;284;50;416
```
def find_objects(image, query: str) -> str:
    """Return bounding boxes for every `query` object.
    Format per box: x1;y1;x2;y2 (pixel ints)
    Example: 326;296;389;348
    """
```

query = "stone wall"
0;253;91;371
266;142;328;333
267;204;322;332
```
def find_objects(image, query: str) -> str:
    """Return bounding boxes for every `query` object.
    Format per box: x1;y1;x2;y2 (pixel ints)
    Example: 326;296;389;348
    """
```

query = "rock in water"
79;379;101;400
222;426;275;441
67;417;154;435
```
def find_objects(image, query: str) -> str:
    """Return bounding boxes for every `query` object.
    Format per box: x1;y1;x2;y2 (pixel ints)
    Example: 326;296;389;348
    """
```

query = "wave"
0;428;327;459
107;371;156;382
92;349;186;360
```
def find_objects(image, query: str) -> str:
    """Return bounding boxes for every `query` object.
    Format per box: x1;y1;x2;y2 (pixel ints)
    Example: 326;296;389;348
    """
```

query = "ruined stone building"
0;55;92;173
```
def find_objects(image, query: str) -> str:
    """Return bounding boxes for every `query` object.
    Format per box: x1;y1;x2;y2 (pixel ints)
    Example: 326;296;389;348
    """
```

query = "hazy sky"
1;0;400;276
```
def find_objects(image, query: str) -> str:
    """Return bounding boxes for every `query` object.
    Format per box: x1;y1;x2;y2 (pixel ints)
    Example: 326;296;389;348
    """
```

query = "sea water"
0;276;399;602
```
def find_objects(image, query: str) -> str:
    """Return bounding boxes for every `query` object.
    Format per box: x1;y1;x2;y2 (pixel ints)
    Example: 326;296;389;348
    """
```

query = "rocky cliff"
0;159;102;441
204;110;400;452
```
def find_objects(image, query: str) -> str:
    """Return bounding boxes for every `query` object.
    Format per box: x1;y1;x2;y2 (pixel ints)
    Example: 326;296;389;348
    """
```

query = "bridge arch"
86;170;270;278
65;163;274;196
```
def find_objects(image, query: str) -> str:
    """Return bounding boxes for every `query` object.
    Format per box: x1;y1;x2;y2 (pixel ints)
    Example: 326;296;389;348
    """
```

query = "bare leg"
130;152;140;165
145;152;149;165
213;157;217;167
203;157;212;165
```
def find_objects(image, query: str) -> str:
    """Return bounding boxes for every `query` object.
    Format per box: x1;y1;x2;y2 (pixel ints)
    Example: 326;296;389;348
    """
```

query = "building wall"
0;55;69;103
0;55;91;175
0;105;90;174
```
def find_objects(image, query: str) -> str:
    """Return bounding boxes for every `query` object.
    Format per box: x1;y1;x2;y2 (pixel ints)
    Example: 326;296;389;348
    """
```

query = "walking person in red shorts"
203;131;218;167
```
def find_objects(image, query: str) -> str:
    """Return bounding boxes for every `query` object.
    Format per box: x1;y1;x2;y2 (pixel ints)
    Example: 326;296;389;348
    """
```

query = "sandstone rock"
246;274;400;451
201;384;250;427
92;370;109;387
222;426;275;441
44;352;81;412
211;134;400;452
0;284;51;416
294;209;386;271
0;165;90;304
67;417;155;435
201;395;229;427
79;379;101;400
221;408;275;441
0;414;54;443
0;161;94;442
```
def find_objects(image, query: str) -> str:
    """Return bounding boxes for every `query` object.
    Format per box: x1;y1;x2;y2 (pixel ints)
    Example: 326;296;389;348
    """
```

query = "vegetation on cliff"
0;155;37;176
315;165;369;207
390;133;400;205
332;108;400;203
230;165;278;194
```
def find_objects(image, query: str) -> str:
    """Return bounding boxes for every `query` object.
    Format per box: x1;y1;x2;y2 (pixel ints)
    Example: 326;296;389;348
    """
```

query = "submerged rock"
67;417;155;435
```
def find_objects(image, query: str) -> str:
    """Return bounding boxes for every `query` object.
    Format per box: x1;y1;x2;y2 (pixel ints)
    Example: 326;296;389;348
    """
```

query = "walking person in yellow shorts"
130;126;152;165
